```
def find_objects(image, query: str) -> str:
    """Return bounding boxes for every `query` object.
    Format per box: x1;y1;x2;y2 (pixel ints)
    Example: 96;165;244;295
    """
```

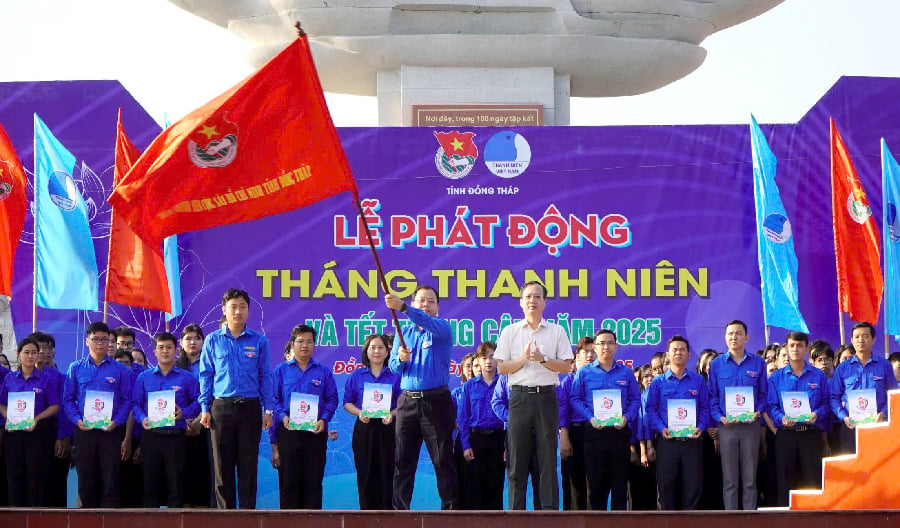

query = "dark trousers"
462;428;506;510
656;437;703;510
119;435;143;508
838;423;857;455
698;430;724;510
210;397;262;509
278;426;328;509
561;422;588;510
507;388;559;510
775;428;822;507
0;430;7;507
584;426;631;510
504;430;542;509
393;389;458;510
183;427;214;507
74;428;122;508
44;418;69;507
352;419;395;510
4;421;53;506
453;435;467;509
142;429;187;508
628;458;658;510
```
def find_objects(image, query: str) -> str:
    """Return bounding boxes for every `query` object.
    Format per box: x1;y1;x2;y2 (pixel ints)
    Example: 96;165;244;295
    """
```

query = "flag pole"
838;311;845;345
32;169;38;332
764;325;770;345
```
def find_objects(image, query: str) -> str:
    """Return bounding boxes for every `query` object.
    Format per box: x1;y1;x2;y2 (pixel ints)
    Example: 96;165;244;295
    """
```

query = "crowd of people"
0;284;897;511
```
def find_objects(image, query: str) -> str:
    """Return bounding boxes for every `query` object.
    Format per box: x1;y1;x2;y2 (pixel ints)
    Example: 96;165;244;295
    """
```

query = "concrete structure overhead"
170;0;783;125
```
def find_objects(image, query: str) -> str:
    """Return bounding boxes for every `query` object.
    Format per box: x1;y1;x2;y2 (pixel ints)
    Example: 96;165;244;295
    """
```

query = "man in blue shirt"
708;320;767;510
133;332;200;508
272;324;338;509
386;285;458;510
63;322;133;508
645;335;709;510
458;343;505;510
829;321;898;454
199;288;274;509
766;331;829;506
570;329;640;510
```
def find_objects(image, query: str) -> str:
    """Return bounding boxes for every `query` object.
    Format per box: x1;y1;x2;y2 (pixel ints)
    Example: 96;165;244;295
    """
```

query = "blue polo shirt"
458;375;505;450
829;353;898;420
343;366;401;411
767;363;830;429
198;325;274;413
63;355;133;427
38;366;72;439
272;358;338;425
558;372;574;428
570;360;641;429
1;368;60;418
645;369;710;435
388;306;452;391
132;366;200;429
707;352;768;423
490;375;510;424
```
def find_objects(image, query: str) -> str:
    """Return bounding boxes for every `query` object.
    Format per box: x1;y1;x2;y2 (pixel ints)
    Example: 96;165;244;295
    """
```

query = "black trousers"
507;388;559;510
119;435;143;508
656;437;703;510
210;397;262;509
698;430;724;510
183;427;214;507
584;426;631;510
142;429;187;508
278;425;328;509
628;458;658;511
74;428;122;508
462;428;506;510
4;421;53;506
393;389;458;510
43;417;69;507
561;422;588;510
352;419;395;510
775;428;822;507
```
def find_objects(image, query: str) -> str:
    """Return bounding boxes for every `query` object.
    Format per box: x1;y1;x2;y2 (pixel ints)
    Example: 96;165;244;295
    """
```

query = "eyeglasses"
89;337;108;344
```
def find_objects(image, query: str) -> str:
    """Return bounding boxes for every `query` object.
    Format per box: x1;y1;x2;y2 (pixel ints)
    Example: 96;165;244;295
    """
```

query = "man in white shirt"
495;281;573;510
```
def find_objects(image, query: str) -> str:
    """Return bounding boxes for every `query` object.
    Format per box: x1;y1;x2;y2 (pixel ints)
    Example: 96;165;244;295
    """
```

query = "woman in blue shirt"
0;338;60;506
273;324;338;509
343;333;401;509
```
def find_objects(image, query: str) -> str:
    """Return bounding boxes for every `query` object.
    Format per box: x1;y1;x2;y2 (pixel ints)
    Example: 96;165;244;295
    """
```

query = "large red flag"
831;118;883;323
0;122;27;297
105;110;171;312
108;34;358;248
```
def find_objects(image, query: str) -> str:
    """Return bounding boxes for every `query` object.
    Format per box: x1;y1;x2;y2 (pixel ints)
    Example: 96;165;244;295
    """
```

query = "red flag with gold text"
105;110;171;312
108;34;358;248
0;122;27;297
831;118;883;323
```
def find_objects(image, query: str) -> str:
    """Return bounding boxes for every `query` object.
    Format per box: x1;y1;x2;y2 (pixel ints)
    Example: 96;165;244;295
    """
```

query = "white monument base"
377;66;570;126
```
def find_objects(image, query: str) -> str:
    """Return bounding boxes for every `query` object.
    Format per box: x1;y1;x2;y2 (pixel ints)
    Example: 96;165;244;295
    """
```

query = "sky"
1;0;899;127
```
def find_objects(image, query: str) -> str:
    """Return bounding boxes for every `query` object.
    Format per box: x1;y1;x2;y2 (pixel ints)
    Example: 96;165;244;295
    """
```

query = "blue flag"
881;139;900;337
749;116;808;332
33;114;98;310
164;235;182;321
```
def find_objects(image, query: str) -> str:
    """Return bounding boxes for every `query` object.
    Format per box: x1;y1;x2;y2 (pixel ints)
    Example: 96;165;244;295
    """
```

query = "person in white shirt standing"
495;281;573;510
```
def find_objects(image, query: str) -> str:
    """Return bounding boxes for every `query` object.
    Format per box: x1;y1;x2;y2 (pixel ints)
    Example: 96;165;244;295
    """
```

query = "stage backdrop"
1;77;898;508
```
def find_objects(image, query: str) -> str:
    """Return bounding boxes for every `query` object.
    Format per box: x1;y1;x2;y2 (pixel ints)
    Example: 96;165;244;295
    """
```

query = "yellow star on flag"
198;124;219;139
450;137;464;151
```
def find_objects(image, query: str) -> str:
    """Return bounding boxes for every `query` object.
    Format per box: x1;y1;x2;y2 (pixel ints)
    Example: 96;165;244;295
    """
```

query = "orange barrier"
791;389;900;510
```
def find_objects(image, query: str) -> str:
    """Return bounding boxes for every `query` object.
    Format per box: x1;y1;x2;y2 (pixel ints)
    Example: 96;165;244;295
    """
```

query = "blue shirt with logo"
198;325;274;413
132;366;200;429
39;366;72;439
707;352;768;423
342;366;401;411
490;375;510;424
1;368;60;419
63;355;133;427
458;375;505;450
570;360;641;429
388;306;452;391
829;353;898;420
767;363;830;429
273;358;338;425
645;369;710;435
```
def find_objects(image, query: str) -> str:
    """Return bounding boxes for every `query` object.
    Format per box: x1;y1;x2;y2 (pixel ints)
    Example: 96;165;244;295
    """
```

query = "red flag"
0;122;27;297
434;131;478;159
105;110;171;312
108;34;358;247
831;118;883;323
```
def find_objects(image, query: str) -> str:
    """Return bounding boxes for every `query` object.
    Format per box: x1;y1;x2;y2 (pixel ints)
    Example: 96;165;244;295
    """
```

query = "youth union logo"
602;397;613;410
790;398;802;409
48;169;79;211
734;394;746;406
188;115;238;168
372;390;383;403
433;131;478;179
857;397;869;410
677;407;688;420
762;213;791;243
483;131;531;178
15;399;26;413
0;162;15;201
156;399;167;411
93;399;105;412
300;401;310;414
847;193;872;224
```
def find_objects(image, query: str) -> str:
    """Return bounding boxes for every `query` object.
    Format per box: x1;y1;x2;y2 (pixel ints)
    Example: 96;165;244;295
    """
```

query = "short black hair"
888;352;900;363
725;320;748;334
114;326;136;339
222;288;250;306
291;324;317;342
360;334;387;367
26;331;55;348
154;332;178;347
520;280;547;298
785;331;809;346
594;329;616;343
810;343;835;361
412;285;440;304
575;336;594;351
667;335;690;351
114;349;133;363
852;321;876;339
85;322;111;337
16;338;40;357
